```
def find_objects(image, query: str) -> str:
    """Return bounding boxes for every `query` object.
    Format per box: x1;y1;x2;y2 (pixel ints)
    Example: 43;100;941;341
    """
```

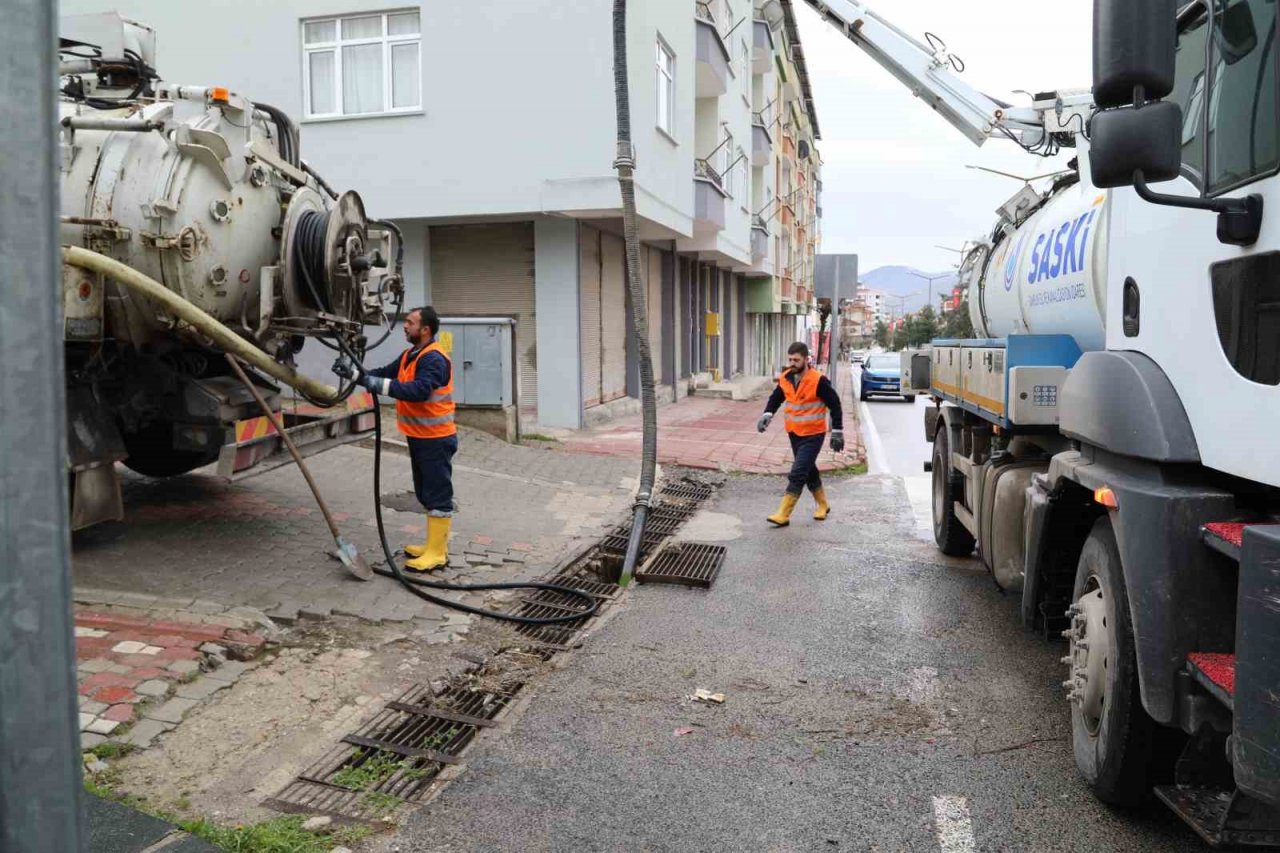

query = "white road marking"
903;474;934;541
932;795;977;853
859;401;889;475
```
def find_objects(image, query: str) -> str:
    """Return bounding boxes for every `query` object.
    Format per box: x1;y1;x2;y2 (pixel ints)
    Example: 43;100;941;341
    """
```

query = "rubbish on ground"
689;688;726;705
674;727;696;736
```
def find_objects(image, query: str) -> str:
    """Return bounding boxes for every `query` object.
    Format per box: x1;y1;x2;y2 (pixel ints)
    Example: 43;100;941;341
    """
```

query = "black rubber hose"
252;101;300;168
339;338;599;625
613;0;659;586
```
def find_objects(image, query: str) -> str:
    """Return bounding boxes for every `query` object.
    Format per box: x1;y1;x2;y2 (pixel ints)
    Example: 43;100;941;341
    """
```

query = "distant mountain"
861;265;958;315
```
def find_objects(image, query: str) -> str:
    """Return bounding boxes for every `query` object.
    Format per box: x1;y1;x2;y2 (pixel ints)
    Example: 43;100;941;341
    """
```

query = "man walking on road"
756;342;844;526
334;306;456;571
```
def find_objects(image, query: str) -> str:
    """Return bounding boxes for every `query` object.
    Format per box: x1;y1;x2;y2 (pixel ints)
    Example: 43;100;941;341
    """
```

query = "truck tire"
1067;516;1154;806
121;421;219;478
932;426;975;556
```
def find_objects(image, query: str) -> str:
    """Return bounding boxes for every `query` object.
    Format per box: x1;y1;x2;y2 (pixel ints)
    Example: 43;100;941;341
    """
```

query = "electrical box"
438;317;514;407
1008;366;1069;426
704;312;720;336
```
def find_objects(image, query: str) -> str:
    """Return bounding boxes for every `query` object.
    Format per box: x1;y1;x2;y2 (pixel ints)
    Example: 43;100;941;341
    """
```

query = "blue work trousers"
407;434;458;515
786;431;826;496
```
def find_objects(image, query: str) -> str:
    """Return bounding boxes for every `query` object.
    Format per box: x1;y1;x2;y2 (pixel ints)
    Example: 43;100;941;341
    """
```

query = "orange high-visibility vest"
780;368;828;436
396;342;456;439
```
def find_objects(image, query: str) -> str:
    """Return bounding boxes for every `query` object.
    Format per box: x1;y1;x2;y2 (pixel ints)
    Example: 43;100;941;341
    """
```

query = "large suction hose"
61;246;341;404
612;0;659;587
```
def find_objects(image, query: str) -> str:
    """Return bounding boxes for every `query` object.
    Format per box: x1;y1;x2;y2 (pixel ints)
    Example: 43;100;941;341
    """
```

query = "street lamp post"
907;270;952;316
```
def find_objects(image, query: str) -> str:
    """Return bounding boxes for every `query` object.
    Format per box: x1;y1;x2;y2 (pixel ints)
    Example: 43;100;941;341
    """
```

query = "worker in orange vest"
756;341;844;526
334;306;456;571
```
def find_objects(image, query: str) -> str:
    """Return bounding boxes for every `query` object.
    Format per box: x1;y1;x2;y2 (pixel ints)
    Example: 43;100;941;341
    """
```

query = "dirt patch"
103;617;529;827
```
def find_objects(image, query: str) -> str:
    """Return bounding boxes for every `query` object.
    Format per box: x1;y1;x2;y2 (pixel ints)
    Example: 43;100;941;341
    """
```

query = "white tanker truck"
794;0;1280;842
58;14;402;529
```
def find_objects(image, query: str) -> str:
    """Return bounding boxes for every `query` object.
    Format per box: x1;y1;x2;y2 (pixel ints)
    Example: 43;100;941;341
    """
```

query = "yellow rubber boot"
405;516;450;572
813;487;831;521
403;518;430;559
767;492;800;527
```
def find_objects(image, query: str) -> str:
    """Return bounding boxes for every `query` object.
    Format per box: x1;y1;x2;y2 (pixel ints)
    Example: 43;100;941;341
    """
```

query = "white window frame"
656;37;676;138
723;130;736;197
301;10;422;121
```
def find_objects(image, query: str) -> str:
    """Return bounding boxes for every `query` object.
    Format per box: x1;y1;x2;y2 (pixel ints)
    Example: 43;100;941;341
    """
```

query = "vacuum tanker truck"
58;14;402;530
788;0;1280;842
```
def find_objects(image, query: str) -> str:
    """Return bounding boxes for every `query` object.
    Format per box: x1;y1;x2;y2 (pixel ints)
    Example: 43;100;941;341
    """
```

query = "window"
1207;0;1279;193
656;39;676;135
736;146;747;209
302;10;421;119
1170;0;1280;193
723;130;735;196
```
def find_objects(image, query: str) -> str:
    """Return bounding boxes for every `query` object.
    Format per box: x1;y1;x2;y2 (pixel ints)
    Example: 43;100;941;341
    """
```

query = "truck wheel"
1066;516;1154;805
931;426;975;556
121;421;218;478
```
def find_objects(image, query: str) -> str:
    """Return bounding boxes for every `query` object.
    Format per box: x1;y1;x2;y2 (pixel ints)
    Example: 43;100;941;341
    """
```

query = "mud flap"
66;386;126;530
1235;525;1280;808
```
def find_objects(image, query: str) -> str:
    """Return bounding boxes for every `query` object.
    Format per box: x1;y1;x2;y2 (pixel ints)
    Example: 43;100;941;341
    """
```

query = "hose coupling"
613;141;636;171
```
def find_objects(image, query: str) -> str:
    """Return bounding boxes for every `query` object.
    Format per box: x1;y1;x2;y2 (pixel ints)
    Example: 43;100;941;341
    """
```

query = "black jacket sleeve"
763;385;785;415
816;375;844;431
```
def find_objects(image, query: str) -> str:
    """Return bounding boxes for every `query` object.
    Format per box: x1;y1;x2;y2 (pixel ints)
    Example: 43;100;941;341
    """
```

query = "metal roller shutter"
600;231;627;402
579;225;602;408
429;223;537;415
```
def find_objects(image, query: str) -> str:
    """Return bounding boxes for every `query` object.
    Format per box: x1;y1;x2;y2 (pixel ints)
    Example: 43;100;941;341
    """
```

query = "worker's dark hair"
408;306;440;336
787;341;809;357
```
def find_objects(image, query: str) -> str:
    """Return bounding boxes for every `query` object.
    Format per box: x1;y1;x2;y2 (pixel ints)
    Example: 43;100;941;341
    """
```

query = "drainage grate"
509;590;592;648
635;542;726;588
545;565;621;601
658;481;714;506
266;682;511;820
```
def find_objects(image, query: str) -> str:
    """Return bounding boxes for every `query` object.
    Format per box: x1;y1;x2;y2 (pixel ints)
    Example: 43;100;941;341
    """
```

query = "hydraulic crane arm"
794;0;1089;148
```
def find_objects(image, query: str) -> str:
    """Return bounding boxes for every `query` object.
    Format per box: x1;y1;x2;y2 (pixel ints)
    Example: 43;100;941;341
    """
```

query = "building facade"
60;0;821;430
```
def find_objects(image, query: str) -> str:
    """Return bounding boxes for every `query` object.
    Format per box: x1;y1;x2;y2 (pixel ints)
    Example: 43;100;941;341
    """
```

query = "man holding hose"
334;306;456;572
756;341;844;526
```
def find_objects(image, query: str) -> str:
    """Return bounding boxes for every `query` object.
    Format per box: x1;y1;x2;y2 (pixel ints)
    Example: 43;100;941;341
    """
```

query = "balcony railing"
694;158;724;191
752;214;768;232
695;1;715;24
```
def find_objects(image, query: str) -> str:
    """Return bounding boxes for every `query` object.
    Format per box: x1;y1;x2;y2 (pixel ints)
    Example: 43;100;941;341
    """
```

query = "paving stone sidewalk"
556;369;867;473
75;610;266;751
71;425;637;629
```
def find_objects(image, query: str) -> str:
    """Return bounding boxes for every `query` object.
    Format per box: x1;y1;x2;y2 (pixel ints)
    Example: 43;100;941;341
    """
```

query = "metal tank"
57;13;401;527
968;179;1110;352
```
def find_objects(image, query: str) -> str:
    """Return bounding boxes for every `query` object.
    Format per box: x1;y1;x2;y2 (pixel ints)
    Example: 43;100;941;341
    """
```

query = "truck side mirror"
1093;0;1177;109
1090;0;1264;246
1089;101;1182;188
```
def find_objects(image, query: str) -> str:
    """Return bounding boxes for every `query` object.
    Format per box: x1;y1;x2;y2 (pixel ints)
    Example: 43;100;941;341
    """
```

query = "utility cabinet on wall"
438;317;514;407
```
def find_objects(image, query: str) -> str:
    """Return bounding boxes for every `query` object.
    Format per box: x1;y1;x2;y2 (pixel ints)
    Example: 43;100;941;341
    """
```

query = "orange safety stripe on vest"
780;368;828;436
396;341;456;439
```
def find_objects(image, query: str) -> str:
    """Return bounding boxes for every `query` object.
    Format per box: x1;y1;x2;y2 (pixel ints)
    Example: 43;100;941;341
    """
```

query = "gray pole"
831;256;840;388
0;1;86;849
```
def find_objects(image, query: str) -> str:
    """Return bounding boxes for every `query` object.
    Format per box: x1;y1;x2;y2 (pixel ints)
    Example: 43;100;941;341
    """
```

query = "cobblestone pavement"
75;610;266;752
556;370;866;474
71;426;637;630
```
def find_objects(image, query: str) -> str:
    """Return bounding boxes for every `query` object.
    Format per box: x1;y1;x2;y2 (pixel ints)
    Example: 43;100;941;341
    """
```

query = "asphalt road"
389;464;1197;850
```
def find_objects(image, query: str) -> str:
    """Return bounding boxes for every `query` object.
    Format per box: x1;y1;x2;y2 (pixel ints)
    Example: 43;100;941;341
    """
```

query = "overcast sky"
794;0;1093;274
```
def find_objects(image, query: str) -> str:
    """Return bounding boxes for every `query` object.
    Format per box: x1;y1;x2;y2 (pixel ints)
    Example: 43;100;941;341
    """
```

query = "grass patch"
180;816;372;853
830;461;869;476
360;791;401;818
330;751;406;792
89;741;138;761
521;433;558;443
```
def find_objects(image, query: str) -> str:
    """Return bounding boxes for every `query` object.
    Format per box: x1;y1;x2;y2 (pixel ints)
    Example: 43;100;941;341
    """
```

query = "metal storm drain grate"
635;542;726;588
509;589;593;648
659;481;714;506
267;682;510;821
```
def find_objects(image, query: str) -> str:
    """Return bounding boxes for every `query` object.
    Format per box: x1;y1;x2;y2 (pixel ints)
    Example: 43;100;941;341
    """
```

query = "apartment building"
60;0;821;430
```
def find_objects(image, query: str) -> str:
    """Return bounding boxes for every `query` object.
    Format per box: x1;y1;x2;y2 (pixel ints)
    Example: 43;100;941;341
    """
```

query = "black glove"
357;373;384;394
756;412;773;433
830;429;845;453
332;357;361;380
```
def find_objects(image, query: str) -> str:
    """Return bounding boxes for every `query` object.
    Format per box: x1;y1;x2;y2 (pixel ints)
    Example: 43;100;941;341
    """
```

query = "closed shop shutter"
600;231;627;401
647;247;663;378
429;223;537;414
579;225;602;408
